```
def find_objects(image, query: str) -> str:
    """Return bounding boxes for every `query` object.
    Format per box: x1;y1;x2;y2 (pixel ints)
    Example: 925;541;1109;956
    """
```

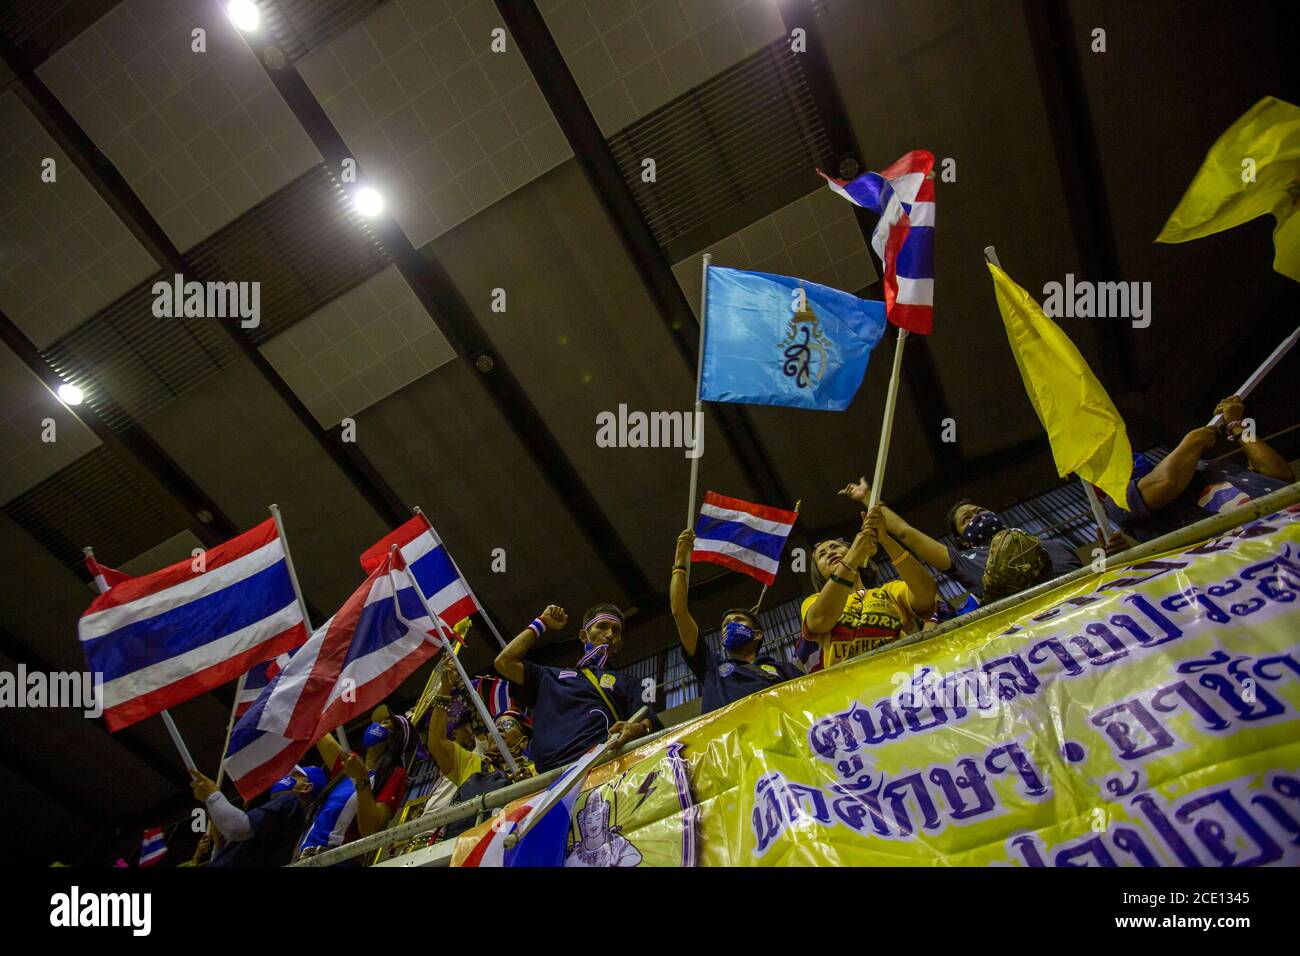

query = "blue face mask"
722;620;757;651
362;722;391;750
962;510;1003;548
269;774;297;796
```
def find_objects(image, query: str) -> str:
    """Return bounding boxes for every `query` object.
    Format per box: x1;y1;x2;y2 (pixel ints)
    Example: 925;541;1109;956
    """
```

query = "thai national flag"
84;553;129;595
138;827;167;867
78;519;310;732
691;491;798;586
819;149;935;335
360;515;478;628
224;552;442;800
459;744;605;867
234;653;289;719
1198;481;1253;514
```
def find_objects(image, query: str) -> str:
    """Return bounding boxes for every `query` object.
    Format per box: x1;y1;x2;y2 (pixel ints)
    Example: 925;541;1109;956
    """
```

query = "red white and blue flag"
691;491;798;586
459;743;605;867
78;519;310;732
360;515;478;628
138;827;167;867
234;652;290;719
223;552;442;800
84;552;129;595
819;149;935;335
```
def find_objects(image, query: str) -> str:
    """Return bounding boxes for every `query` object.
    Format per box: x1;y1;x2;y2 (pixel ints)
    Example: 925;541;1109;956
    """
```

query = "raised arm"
1136;427;1217;511
1219;395;1295;483
315;730;342;772
425;666;461;778
839;477;951;570
669;530;700;658
803;512;880;636
879;531;938;617
494;604;567;685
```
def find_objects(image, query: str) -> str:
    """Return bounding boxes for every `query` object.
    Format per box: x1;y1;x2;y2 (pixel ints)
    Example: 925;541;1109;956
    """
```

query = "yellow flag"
1157;96;1300;282
987;263;1132;505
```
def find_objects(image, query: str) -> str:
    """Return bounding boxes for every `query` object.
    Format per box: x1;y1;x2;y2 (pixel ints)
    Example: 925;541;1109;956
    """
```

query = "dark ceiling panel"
260;0;385;62
0;0;119;66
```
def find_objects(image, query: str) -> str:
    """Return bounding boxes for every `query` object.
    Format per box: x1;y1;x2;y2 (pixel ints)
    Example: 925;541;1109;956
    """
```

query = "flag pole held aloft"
683;253;711;587
866;327;907;511
1206;325;1300;428
413;505;507;650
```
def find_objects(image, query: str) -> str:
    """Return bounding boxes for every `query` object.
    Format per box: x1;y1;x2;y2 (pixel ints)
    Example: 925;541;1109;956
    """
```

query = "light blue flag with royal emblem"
699;266;887;411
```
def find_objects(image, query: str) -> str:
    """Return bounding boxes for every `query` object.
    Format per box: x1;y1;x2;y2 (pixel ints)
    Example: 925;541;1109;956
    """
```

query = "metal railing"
290;480;1300;867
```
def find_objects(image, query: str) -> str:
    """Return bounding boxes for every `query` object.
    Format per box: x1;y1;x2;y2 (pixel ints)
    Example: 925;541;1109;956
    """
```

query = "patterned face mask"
962;510;1004;547
722;620;757;650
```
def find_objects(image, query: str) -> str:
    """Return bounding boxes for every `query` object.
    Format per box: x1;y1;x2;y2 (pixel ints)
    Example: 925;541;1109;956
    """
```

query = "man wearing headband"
1102;395;1293;542
670;530;801;713
189;764;327;867
494;602;660;771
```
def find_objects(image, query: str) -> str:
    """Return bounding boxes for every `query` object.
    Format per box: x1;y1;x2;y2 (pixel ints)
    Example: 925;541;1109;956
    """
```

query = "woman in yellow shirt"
798;507;937;672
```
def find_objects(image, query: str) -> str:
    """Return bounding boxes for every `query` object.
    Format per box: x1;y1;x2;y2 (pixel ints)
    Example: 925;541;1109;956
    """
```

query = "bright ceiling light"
354;187;385;217
57;383;83;406
227;0;260;32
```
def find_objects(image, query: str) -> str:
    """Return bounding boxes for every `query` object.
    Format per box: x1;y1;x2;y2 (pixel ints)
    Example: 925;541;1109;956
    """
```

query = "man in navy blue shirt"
671;530;801;713
1104;395;1294;542
190;764;327;867
495;603;659;771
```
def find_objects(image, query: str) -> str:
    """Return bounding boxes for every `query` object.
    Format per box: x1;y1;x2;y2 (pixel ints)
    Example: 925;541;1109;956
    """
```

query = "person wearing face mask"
798;507;938;672
188;764;327;867
296;713;415;859
669;529;802;713
425;666;537;839
838;478;1086;603
494;603;660;771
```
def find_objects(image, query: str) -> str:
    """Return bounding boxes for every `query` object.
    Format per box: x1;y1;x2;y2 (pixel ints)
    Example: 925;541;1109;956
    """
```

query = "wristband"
829;573;856;588
890;550;912;564
527;617;546;638
432;694;452;709
671;566;687;575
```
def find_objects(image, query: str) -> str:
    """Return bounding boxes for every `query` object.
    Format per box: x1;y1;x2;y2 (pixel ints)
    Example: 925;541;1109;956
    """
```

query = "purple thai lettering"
1177;651;1286;722
878;772;941;836
1130;792;1201;866
980;653;1040;701
1111;827;1162;866
984;742;1049;797
1117;594;1183;645
1091;699;1175;760
1055;834;1118;867
1009;833;1047;867
1027;637;1084;677
826;777;891;836
1149;679;1231;732
929;757;996;819
1174;788;1283;867
1069;623;1130;666
1159;587;1232;624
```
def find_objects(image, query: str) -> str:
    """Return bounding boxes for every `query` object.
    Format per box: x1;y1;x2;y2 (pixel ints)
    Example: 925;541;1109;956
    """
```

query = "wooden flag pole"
983;246;1114;538
683;254;712;586
83;546;199;772
412;506;507;650
391;546;519;776
866;328;908;510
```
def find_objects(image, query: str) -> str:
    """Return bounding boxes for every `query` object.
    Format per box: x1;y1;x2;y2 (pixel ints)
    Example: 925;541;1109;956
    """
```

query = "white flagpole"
390;546;519;776
866;328;907;510
412;506;507;650
984;247;1114;537
213;671;246;789
1206;325;1300;429
683;253;711;585
503;705;649;850
83;546;199;772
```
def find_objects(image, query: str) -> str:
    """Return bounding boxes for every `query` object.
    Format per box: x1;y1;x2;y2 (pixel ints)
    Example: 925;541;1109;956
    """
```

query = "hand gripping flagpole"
683;254;711;586
389;545;519;776
412;506;507;650
84;545;198;772
1205;326;1300;430
983;246;1114;539
503;704;650;851
866;328;908;511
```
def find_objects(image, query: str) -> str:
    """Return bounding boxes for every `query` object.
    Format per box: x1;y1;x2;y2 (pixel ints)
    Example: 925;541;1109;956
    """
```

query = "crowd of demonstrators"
1103;395;1294;542
173;408;1293;867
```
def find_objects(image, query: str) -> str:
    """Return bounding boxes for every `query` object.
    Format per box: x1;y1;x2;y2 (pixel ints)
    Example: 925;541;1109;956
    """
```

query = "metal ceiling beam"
498;0;792;512
779;0;963;474
0;36;411;532
1021;0;1132;391
238;30;655;604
